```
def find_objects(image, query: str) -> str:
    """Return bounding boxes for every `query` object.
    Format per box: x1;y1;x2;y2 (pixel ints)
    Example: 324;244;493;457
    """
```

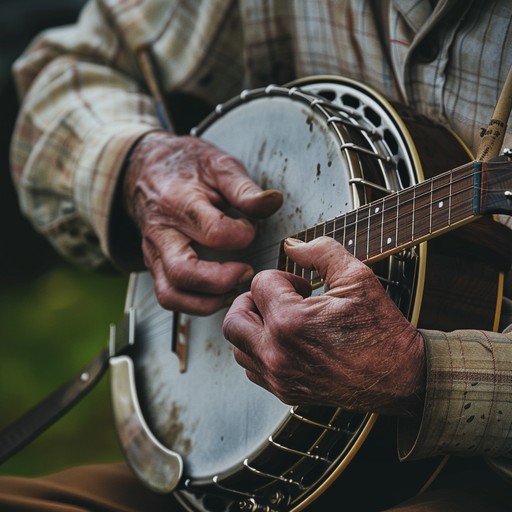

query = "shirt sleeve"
10;0;163;270
398;328;512;461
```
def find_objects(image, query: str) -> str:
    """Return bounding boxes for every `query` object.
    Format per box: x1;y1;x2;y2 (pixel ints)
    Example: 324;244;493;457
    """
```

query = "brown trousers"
0;461;510;512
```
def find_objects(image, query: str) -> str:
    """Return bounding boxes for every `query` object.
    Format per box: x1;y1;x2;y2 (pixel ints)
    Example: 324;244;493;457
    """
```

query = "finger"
249;270;311;319
283;236;374;289
173;194;258;249
233;347;261;373
241;364;270;394
206;152;283;218
143;228;254;300
146;256;234;315
223;292;263;351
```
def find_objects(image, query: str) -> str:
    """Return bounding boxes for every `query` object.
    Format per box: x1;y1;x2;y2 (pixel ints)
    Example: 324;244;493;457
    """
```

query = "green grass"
0;264;128;476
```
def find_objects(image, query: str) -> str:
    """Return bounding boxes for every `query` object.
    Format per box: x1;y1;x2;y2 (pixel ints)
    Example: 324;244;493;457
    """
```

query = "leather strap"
0;348;109;464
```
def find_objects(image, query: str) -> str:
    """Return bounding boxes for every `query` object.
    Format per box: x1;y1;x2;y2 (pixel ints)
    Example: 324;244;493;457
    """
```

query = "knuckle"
208;151;245;173
201;216;225;246
153;282;175;311
262;350;289;380
270;312;299;339
251;269;276;290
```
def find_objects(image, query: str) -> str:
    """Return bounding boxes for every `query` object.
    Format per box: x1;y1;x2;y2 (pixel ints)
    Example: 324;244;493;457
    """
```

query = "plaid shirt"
10;0;512;477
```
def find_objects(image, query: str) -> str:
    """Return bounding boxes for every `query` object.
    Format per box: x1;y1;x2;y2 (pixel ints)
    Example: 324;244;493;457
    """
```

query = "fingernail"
285;237;306;247
255;189;283;199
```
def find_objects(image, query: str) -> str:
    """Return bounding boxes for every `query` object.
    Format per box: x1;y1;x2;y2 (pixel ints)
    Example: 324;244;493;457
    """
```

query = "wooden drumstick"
476;65;512;161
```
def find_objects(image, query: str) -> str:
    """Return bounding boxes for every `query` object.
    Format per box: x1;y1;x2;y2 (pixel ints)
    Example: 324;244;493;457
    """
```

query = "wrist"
393;330;426;417
122;130;175;221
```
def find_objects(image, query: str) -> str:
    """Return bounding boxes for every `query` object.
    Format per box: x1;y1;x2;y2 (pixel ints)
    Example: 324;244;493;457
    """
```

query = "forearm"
10;1;162;268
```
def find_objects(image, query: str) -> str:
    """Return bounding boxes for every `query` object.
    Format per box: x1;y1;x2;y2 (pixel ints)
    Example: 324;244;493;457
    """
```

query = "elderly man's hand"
223;237;426;416
124;131;283;315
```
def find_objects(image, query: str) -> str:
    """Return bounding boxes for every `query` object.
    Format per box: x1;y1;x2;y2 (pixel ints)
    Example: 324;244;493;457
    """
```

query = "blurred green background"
0;0;128;477
0;266;127;477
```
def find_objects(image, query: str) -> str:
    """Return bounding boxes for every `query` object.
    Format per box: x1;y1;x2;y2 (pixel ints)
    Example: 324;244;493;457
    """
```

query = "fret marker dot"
438;201;444;208
374;207;380;213
387;237;393;245
348;239;353;246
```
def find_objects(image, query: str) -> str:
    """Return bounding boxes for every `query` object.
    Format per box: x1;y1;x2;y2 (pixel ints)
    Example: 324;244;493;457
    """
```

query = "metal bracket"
109;307;136;357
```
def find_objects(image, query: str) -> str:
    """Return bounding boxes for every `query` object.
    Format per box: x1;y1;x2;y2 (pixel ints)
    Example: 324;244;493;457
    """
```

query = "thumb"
284;236;371;289
210;153;283;218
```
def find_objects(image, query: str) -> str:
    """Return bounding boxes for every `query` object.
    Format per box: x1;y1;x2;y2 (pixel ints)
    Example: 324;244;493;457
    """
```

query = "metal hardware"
172;314;190;373
243;459;305;490
327;115;377;135
109;307;136;356
394;248;417;261
110;356;183;493
236;498;278;512
268;436;331;463
348;177;395;194
289;408;342;432
340;142;392;162
210;476;257;499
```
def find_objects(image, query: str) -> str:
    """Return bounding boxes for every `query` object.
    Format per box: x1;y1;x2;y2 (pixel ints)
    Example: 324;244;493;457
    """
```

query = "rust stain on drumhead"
205;337;214;351
259;172;269;190
204;336;221;357
258;140;267;162
306;115;314;132
162;401;194;456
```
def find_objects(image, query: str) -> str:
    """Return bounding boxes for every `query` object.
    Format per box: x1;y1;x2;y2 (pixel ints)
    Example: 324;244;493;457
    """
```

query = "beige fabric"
10;0;512;267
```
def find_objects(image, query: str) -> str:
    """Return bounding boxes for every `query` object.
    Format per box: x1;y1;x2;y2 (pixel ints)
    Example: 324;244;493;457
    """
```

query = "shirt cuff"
398;328;512;461
73;123;158;270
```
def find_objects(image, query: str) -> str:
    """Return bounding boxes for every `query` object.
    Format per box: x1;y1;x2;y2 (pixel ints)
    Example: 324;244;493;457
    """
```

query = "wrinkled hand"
223;237;426;416
124;131;283;315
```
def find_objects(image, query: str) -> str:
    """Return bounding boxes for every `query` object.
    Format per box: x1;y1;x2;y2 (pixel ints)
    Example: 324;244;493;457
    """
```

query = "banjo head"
113;77;422;511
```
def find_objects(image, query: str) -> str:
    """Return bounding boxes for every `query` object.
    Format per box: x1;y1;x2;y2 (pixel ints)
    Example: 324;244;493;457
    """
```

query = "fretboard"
279;161;479;285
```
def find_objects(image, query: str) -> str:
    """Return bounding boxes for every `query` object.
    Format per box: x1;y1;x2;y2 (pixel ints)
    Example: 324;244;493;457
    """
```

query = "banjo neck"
279;158;512;285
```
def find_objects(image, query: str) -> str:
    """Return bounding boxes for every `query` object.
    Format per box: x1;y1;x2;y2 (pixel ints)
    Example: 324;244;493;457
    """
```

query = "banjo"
109;76;512;511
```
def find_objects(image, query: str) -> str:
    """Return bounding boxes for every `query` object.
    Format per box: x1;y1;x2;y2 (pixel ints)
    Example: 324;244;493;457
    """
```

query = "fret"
412;181;432;240
285;248;295;274
397;187;414;247
449;165;475;223
305;225;317;284
344;211;357;256
312;222;328;286
429;180;433;235
363;200;379;260
324;219;335;239
299;227;315;281
380;194;398;258
448;171;453;226
430;172;452;233
303;227;315;242
336;215;345;247
354;205;369;260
